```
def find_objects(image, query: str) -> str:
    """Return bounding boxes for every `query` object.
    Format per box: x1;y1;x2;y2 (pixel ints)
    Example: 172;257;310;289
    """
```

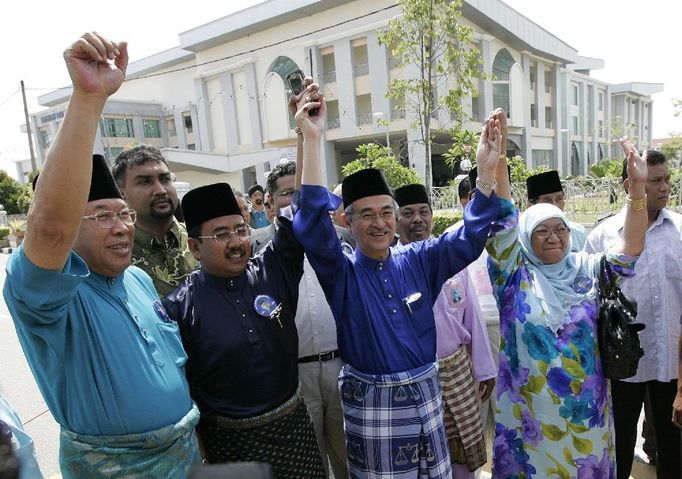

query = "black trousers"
612;379;681;479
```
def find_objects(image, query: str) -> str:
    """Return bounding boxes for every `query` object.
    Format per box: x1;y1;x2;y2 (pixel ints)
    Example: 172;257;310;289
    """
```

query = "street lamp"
373;112;390;149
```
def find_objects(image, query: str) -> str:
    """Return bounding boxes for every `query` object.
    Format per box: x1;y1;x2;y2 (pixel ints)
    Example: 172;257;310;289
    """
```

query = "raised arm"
294;84;326;186
473;115;501;198
24;32;128;270
288;76;314;190
618;138;647;257
492;108;512;201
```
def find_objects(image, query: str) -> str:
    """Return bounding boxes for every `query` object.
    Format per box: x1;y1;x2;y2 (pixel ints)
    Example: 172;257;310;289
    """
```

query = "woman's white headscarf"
519;204;593;332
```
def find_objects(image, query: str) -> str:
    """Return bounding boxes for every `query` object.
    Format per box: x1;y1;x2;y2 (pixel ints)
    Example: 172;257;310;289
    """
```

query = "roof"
610;82;664;97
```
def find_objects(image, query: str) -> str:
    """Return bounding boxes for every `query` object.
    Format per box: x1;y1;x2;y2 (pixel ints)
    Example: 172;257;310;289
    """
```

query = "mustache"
227;245;246;256
254;199;263;206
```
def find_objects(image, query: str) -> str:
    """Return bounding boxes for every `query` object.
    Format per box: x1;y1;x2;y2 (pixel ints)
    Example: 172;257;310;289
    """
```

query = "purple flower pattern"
487;203;631;478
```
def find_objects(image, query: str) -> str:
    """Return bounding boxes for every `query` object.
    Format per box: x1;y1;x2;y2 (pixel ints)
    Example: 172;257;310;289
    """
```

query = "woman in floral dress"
486;136;649;478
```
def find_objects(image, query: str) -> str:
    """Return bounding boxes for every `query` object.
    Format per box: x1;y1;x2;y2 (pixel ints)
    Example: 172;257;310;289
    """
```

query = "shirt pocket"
155;321;188;368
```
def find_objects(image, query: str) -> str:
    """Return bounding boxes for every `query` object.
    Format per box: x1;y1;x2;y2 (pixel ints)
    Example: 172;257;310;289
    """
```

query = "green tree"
0;171;32;214
604;115;639;145
588;158;623;178
379;0;484;194
342;143;422;189
443;128;480;173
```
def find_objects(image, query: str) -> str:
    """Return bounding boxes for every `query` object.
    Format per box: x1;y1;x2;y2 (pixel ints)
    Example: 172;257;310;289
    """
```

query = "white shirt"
585;208;682;382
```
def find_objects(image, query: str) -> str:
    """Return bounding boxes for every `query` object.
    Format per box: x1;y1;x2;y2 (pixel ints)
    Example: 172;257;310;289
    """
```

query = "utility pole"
21;80;37;174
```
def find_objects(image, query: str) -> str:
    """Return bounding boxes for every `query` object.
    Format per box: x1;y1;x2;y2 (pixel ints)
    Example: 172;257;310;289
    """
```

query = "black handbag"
596;255;645;380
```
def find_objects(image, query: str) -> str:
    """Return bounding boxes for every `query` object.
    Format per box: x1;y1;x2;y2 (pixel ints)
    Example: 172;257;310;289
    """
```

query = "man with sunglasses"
3;32;200;477
162;183;325;478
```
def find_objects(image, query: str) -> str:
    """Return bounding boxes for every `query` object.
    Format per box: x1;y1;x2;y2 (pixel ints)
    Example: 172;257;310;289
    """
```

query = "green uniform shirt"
132;219;197;297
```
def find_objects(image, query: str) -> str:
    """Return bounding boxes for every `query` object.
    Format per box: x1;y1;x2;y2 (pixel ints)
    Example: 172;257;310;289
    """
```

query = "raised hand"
288;76;314;118
620;138;648;186
294;83;326;139
63;32;128;100
475;115;501;181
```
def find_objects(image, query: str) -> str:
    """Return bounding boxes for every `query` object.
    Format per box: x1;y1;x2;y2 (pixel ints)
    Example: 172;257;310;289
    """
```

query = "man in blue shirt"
291;84;505;478
162;183;325;479
3;32;200;477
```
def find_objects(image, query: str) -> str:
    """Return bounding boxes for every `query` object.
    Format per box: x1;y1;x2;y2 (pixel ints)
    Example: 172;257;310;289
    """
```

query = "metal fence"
432;176;682;226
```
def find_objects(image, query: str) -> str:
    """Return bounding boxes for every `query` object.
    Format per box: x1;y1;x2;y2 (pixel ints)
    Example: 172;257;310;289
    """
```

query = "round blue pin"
254;294;278;317
341;242;354;255
571;274;593;294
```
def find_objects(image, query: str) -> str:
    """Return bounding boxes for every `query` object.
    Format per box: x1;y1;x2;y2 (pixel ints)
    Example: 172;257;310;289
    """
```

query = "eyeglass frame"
196;225;251;243
82;209;137;228
532;224;570;239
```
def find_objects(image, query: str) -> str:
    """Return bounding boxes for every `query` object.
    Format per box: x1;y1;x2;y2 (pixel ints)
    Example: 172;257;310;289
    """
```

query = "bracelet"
476;177;497;191
294;126;303;135
626;194;647;211
499;154;507;160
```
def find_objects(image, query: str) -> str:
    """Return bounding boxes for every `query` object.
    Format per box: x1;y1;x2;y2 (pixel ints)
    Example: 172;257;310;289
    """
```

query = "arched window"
263;56;301;141
492;49;515;121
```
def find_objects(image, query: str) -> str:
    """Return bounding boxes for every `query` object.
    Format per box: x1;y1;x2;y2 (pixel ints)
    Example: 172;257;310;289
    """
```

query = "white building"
19;0;663;188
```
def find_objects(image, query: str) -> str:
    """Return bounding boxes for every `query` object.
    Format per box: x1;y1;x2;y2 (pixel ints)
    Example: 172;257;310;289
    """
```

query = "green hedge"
432;211;463;236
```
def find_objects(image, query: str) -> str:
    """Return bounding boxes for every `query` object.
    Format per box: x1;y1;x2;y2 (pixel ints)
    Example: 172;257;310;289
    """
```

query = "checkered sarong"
339;362;451;478
439;347;487;471
198;387;325;479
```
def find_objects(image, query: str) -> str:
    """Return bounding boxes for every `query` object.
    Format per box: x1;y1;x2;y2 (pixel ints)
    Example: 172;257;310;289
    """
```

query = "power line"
0;89;19;109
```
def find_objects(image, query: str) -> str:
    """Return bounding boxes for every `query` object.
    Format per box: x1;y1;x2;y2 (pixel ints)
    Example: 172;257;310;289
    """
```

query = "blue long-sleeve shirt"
292;185;501;374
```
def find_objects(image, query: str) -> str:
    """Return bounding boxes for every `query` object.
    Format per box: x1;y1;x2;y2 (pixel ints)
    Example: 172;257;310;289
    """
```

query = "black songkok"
182;183;242;232
90;154;123;201
247;184;264;197
526;170;563;200
394;184;429;207
342;168;393;207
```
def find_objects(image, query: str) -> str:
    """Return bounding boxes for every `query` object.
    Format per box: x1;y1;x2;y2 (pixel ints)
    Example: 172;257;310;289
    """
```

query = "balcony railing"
391;109;406;120
353;64;369;76
326;118;341;129
545;84;552;94
357;113;373;125
388;56;401;69
322;71;337;83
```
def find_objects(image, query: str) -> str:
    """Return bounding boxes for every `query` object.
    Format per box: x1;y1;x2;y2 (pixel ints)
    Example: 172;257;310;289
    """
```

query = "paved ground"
0;251;664;478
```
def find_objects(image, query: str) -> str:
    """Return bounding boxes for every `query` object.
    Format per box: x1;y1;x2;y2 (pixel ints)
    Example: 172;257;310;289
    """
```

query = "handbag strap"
598;255;614;300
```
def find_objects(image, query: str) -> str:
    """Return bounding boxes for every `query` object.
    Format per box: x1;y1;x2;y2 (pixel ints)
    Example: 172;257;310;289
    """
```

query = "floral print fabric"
486;204;636;479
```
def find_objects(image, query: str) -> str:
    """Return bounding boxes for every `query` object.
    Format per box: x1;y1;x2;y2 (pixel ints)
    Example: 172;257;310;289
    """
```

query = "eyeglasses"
358;210;395;224
82;209;137;228
533;225;570;239
197;225;250;243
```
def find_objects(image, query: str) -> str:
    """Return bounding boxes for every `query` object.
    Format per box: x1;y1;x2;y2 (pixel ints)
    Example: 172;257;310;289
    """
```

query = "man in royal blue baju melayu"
290;86;506;479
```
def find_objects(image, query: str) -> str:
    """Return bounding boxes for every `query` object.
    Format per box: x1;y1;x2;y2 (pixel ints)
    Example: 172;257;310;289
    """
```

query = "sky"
0;0;679;178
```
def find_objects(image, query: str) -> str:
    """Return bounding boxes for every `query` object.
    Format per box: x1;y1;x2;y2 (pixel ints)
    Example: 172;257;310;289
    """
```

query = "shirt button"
142;329;148;337
242;314;246;318
155;360;165;367
236;299;240;303
249;329;253;333
392;308;397;314
388;294;393;298
654;295;659;299
383;279;388;283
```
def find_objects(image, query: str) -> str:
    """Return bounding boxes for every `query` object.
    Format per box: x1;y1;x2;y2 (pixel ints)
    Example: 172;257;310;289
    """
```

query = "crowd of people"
1;31;681;479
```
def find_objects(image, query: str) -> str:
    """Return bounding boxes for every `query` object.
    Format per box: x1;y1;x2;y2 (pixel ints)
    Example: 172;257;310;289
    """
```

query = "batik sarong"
59;403;201;479
339;361;451;479
198;385;325;479
439;346;487;471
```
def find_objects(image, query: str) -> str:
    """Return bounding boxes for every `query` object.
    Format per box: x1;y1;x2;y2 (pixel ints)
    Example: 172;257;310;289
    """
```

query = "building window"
166;117;177;137
492;49;514;120
571;85;578;106
530;104;537;127
544;106;552;129
38;128;51;149
326;100;340;129
183;115;193;133
104;147;123;161
598;92;604;111
598;120;604;138
356;94;373;125
100;117;134;138
143;118;161;138
322;52;336;83
352;43;369;77
571;116;579;135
